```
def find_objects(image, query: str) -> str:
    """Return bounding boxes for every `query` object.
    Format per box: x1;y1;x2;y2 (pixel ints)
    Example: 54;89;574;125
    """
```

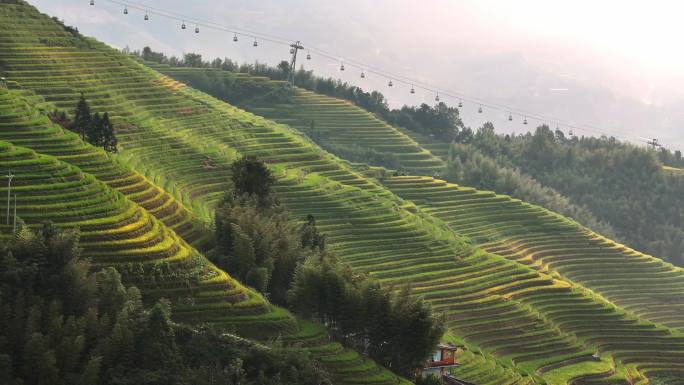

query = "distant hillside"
4;1;684;384
146;62;445;174
403;125;684;267
144;58;617;241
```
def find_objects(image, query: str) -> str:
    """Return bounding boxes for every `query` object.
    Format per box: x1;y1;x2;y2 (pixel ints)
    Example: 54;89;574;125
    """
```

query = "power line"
91;0;649;144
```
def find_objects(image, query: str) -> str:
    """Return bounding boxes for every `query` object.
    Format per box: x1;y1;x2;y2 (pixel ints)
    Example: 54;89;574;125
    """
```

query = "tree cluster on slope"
73;94;118;153
288;256;445;378
50;94;117;153
214;156;444;378
213;193;326;305
0;222;329;385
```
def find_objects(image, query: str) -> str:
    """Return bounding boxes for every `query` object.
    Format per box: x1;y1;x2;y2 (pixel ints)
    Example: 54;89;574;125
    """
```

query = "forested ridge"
456;125;684;265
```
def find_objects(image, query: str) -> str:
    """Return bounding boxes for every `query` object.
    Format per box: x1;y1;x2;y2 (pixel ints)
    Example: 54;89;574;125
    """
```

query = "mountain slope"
397;122;684;268
2;2;684;384
382;176;684;376
0;138;273;326
0;89;408;385
147;63;445;173
148;67;684;383
0;87;211;248
0;7;538;382
0;4;412;384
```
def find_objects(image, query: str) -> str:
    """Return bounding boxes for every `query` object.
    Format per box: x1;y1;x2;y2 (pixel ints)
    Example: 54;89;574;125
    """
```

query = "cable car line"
91;0;644;144
102;0;292;46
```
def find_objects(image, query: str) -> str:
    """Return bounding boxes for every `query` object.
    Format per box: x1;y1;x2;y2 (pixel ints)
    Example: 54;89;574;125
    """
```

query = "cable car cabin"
417;343;462;378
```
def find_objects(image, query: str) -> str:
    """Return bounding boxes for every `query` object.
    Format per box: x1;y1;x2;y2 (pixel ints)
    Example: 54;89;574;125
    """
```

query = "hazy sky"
28;0;684;149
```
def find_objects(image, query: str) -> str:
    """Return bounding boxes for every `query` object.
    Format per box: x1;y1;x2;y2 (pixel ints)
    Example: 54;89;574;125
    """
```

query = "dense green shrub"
230;155;276;204
214;193;325;305
288;255;444;378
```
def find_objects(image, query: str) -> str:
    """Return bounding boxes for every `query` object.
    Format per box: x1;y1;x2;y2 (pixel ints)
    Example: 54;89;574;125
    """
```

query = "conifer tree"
300;214;326;251
0;354;11;384
101;112;118;153
140;300;181;374
87;112;103;147
230;223;255;279
23;332;59;385
78;357;102;385
72;93;92;142
230;155;275;204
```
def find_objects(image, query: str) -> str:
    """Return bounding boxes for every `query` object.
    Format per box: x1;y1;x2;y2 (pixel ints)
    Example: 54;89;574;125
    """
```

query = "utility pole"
288;40;304;88
5;170;13;225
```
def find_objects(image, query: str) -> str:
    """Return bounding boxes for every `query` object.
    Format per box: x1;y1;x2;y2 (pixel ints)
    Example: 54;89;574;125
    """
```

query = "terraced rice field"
382;175;684;383
0;140;275;328
148;64;445;174
0;3;412;384
0;140;402;385
394;125;452;160
0;87;211;248
3;2;684;384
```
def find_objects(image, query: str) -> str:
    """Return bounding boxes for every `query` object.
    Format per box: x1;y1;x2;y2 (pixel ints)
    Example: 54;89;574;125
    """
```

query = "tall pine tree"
87;112;103;147
72;93;92;142
101;112;118;153
71;95;117;152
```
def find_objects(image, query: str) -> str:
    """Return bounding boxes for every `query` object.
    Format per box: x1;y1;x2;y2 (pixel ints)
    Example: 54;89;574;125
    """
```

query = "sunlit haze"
28;0;684;149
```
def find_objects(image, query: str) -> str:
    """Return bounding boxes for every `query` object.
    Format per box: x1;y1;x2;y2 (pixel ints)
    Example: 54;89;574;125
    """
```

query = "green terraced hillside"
3;2;684;384
0;3;413;384
147;64;446;174
395;125;452;160
0;140;276;329
382;176;684;330
0;87;212;248
0;6;533;381
382;176;684;382
0;89;408;385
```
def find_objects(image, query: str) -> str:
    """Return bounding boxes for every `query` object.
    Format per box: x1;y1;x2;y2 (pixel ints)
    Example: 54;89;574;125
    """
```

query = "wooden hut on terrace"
417;343;462;378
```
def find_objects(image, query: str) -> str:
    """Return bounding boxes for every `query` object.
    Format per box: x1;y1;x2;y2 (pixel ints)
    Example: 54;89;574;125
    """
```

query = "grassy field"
2;1;684;384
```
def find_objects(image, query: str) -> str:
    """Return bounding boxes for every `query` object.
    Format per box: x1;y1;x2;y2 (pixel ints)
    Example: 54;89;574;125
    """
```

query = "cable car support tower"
288;41;304;88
